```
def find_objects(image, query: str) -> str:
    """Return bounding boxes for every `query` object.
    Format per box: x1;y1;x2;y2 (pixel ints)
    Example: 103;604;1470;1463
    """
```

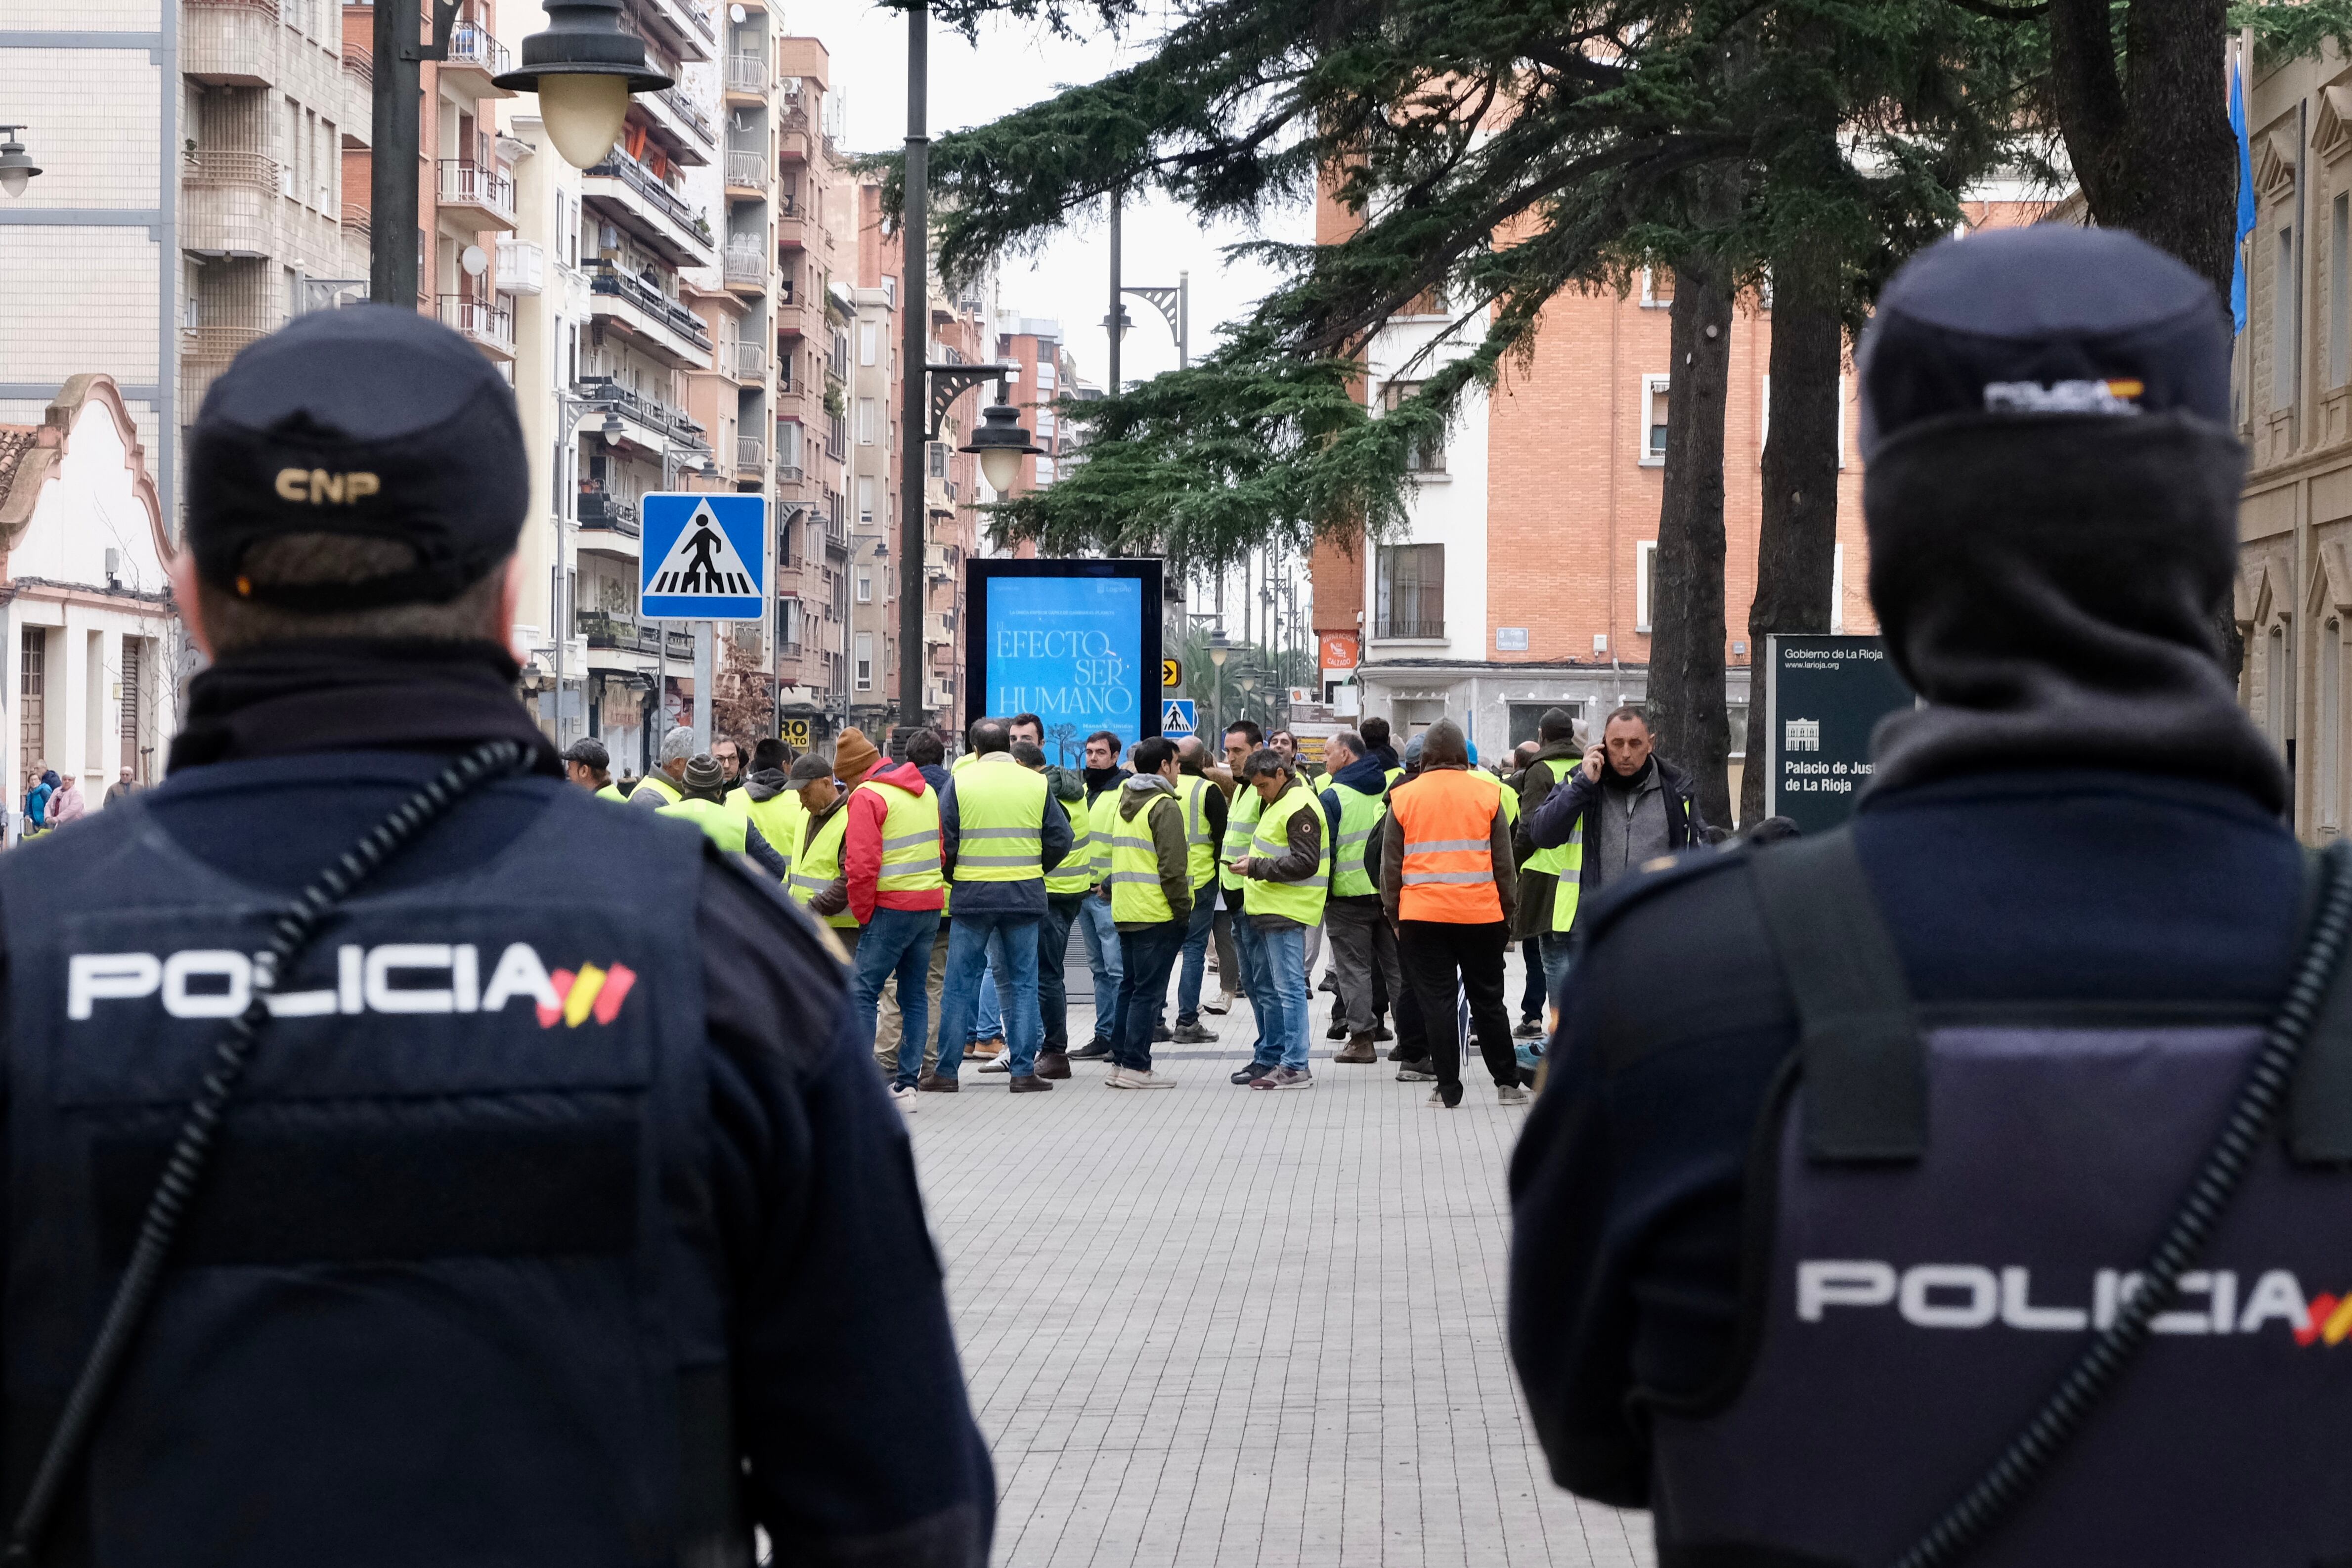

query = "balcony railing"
732;340;766;380
341;201;370;238
184;148;277;189
724;54;768;94
187;0;278;11
437;294;514;350
775;463;804;485
574;377;707;444
657;86;716;146
342;41;372;82
578;611;633;648
725;150;766;189
436;159;516;219
588;265;715;352
576;490;641;534
1375;618;1445;640
722;244;765;288
584;151;704;240
444;20;511;77
736;435;765;471
183;323;266;362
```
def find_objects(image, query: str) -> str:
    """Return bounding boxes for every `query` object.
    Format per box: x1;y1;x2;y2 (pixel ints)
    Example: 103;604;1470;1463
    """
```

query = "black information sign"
1764;635;1915;833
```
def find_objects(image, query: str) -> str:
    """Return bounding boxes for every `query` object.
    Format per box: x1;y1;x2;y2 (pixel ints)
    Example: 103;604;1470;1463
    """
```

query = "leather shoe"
915;1072;959;1093
1333;1037;1378;1064
1009;1073;1054;1093
1371;1024;1394;1041
1034;1050;1072;1080
1068;1038;1113;1061
1325;1017;1349;1040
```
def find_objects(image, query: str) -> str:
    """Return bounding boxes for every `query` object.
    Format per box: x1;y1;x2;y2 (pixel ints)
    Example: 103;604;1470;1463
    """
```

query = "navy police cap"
186;305;529;610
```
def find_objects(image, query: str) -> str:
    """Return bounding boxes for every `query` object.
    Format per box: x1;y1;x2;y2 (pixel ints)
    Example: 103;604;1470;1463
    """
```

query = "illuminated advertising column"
965;560;1165;767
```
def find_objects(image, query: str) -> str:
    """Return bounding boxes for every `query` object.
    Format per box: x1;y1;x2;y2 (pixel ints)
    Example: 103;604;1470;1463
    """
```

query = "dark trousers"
1040;891;1088;1052
1519;938;1545;1020
1109;921;1187;1071
1326;895;1403;1037
1397;919;1518;1093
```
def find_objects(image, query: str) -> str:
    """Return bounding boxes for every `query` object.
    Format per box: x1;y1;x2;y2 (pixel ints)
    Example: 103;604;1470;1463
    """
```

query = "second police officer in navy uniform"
1510;226;2352;1566
0;306;992;1567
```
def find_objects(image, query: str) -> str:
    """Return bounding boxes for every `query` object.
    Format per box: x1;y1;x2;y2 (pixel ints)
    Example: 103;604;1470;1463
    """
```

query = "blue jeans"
1173;880;1218;1024
934;911;1042;1080
1076;893;1122;1041
1539;931;1575;1008
973;970;1002;1043
855;907;941;1084
1232;910;1273;1062
1039;892;1087;1051
1257;924;1311;1071
1109;920;1188;1071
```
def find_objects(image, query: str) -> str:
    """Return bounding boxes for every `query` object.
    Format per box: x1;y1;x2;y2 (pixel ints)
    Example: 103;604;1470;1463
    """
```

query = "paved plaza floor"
903;949;1655;1568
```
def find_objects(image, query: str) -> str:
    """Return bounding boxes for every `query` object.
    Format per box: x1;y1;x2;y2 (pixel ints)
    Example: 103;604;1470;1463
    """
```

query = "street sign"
1163;698;1196;735
1763;634;1915;833
778;717;812;748
640;492;765;621
1162;657;1181;689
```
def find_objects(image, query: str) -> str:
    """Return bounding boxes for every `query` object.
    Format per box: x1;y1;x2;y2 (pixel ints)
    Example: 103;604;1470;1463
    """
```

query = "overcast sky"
795;2;1312;389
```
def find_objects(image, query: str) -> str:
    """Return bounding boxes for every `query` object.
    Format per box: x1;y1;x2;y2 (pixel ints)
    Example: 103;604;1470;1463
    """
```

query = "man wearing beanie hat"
657;752;791;879
1512;228;2343;1565
0;308;992;1565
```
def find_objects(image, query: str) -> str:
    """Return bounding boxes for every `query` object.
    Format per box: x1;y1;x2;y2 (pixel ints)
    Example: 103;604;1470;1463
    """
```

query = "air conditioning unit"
925;683;954;709
923;613;953;645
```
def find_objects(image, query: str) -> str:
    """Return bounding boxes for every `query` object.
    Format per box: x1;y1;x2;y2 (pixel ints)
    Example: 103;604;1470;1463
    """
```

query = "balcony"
725;150;767;195
722;243;766;293
341;202;371;241
577;490;642;536
1374;618;1445;641
776;207;807;252
576;378;709;455
735;435;766;473
582;152;716;267
439;20;517;98
495;237;545;294
182;323;266;368
732;339;767;381
642;0;717;63
723;54;769;101
437;294;515;360
184;0;278;87
588;264;715;369
343;41;372;85
774;299;809;340
436;160;517;232
182;150;279;256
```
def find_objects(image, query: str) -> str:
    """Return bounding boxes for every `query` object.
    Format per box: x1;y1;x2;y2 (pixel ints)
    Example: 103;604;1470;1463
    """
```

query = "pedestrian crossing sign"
640;492;766;621
1163;698;1196;735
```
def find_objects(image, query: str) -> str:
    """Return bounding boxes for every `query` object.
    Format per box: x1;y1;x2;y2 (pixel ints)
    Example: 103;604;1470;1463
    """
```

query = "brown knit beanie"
832;727;880;783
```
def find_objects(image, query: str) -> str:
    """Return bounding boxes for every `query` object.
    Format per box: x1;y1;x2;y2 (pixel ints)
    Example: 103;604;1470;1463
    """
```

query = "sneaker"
977;1056;1010;1074
1122;1069;1176;1089
915;1072;960;1094
1230;1061;1275;1086
1333;1037;1378;1065
1386;1042;1415;1061
1153;1024;1174;1043
1496;1082;1530;1106
1515;1042;1544;1075
1397;1062;1437;1082
1009;1073;1054;1093
1514;1016;1543;1040
1325;1017;1349;1041
1172;1021;1216;1044
964;1037;1005;1060
1105;1065;1128;1087
1204;994;1233;1015
1034;1050;1073;1080
1427;1086;1462;1108
888;1083;920;1111
1069;1038;1113;1061
1252;1066;1314;1091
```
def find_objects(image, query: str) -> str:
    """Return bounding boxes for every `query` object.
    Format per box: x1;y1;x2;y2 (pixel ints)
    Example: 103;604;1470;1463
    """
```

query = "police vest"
1389;769;1501;923
1045;790;1094;895
1175;775;1216;888
1645;831;2352;1568
633;771;683;808
1242;782;1330;925
790;805;859;929
1107;789;1181;923
725;785;804;875
1520;758;1585;933
1220;784;1263;893
0;776;743;1565
660;796;747;854
851;778;944;896
1088;789;1122;885
949;757;1048;884
1326;780;1386;899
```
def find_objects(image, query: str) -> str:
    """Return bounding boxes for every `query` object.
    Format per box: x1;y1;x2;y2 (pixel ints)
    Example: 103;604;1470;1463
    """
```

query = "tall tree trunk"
1649;238;1736;828
1741;238;1844;827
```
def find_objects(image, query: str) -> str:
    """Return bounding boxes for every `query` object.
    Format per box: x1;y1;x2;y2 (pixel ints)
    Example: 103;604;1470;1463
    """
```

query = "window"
1376;543;1445;640
281;97;298;197
1830;544;1846;634
2278;226;2299;412
1036;359;1055;390
321;120;337;209
1507;702;1580;751
1035;456;1055;484
854;631;874;690
1636;541;1657;633
2324;617;2344;831
1641;375;1671;465
1640;266;1674;308
777;596;802;649
927;441;948;479
777;420;802;471
855;568;873;603
856;397;876;444
1036;409;1055;439
857;475;874;525
2334;195;2350;391
1382;382;1445;474
2269;623;2291;748
859;321;877;366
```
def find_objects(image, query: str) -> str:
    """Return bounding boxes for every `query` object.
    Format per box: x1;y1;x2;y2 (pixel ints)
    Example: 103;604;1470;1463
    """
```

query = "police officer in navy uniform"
0;306;992;1566
1509;227;2352;1565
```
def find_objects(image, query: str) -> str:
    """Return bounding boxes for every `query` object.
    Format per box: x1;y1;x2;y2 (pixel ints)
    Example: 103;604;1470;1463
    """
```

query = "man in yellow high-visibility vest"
1318;729;1402;1064
1167;737;1229;1044
1229;743;1329;1091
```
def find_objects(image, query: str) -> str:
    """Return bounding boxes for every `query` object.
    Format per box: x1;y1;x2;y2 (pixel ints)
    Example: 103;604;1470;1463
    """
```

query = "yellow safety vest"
1045;785;1094;894
1175;774;1216;888
789;806;860;929
1383;765;1404;791
950;755;1048;884
634;772;683;808
1326;779;1386;899
658;796;746;854
1087;789;1122;884
852;777;945;895
1519;758;1584;934
594;783;626;804
1107;788;1181;923
1469;767;1522;826
1241;780;1331;925
1220;784;1262;892
725;785;804;876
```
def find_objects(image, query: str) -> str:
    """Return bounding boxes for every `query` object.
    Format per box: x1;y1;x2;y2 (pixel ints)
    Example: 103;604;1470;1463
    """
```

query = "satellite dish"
729;3;745;19
460;244;488;278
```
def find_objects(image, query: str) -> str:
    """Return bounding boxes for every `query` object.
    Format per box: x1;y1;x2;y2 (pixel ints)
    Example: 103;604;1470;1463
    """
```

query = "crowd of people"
565;700;1789;1109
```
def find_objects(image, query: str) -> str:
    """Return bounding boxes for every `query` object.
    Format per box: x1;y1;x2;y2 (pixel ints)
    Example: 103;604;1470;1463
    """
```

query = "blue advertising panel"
966;559;1164;768
640;492;766;621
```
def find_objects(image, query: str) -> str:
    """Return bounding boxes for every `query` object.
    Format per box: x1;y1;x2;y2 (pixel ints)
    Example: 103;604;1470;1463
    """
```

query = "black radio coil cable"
1888;836;2352;1568
2;738;531;1567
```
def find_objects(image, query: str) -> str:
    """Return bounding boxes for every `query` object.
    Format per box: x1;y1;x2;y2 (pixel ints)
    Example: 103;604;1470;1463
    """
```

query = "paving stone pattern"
904;950;1655;1568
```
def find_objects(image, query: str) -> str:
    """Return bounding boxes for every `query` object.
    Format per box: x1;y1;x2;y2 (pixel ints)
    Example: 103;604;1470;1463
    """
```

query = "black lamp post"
959;395;1045;497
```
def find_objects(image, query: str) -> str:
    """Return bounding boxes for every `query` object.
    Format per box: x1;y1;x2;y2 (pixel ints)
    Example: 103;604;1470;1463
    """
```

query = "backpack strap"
1744;828;1927;1163
2293;845;2352;1163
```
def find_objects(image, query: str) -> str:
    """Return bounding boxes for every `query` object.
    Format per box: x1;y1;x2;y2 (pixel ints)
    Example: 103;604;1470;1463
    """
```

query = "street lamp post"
0;126;41;197
900;2;931;742
547;388;626;750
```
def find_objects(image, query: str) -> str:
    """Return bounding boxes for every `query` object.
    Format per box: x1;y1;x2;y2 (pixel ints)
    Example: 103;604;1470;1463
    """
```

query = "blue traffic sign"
640;492;766;621
1162;698;1196;735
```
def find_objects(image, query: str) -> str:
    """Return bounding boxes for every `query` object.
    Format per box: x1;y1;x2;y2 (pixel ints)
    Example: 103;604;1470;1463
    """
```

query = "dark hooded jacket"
1523;754;1706;925
1318;753;1392;909
1510;736;1588;939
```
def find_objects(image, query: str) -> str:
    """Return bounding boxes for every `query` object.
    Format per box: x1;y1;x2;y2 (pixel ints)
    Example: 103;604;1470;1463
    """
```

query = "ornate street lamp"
493;0;671;170
0;126;41;198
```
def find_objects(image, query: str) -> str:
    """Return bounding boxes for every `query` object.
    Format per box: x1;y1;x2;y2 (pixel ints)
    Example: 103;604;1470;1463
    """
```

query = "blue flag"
2232;62;2255;333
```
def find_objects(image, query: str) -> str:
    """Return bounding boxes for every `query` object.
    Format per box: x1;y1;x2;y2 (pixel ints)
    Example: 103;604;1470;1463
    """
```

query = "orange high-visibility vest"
1389;768;1503;923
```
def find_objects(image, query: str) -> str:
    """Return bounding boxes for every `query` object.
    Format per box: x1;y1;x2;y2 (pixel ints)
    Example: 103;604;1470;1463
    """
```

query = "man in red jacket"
836;727;947;1102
